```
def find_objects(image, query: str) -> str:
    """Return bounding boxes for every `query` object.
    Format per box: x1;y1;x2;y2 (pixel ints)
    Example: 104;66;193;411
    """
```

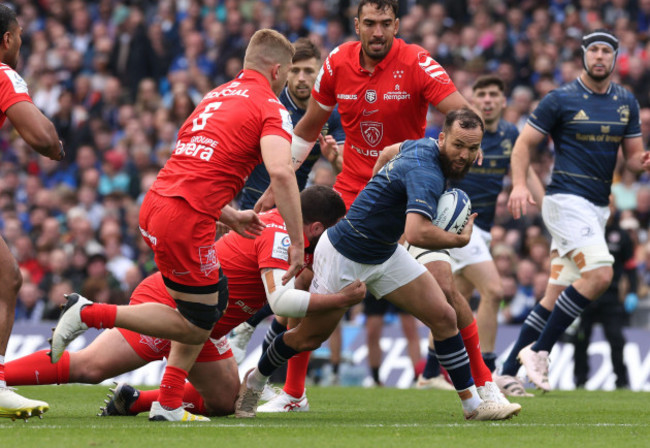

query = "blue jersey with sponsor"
451;120;518;230
528;78;641;206
328;138;446;264
238;86;345;210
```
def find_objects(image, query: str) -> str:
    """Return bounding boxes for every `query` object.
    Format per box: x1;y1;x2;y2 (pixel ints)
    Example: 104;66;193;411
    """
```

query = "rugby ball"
433;188;471;234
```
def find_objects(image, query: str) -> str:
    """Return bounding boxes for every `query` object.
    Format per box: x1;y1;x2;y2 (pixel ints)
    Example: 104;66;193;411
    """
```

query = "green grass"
2;385;649;448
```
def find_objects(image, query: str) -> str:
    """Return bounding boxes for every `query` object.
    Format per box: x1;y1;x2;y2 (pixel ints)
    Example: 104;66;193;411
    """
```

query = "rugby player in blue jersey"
502;30;650;392
235;108;522;421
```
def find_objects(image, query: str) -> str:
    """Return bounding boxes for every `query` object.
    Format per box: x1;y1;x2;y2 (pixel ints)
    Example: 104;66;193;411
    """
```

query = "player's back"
152;70;293;219
328;138;446;264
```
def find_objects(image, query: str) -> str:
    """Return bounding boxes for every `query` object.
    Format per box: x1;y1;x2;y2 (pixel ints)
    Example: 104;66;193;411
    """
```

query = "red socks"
284;350;311;398
158;365;187;410
5;350;70;385
131;383;208;416
80;304;117;329
460;319;492;387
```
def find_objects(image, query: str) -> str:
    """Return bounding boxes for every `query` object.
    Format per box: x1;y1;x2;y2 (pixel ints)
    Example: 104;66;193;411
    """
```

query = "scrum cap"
581;29;619;74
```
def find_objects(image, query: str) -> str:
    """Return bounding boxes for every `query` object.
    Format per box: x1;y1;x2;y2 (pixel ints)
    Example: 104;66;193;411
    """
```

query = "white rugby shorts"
310;230;427;299
542;193;610;257
448;224;493;272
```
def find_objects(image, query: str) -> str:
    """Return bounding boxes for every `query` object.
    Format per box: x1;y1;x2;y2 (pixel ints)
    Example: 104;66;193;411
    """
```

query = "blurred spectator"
15;281;45;323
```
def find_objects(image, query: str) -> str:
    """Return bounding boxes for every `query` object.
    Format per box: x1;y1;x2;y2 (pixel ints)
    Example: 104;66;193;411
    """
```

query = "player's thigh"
460;260;503;299
69;329;147;382
188;356;239;409
384;271;452;331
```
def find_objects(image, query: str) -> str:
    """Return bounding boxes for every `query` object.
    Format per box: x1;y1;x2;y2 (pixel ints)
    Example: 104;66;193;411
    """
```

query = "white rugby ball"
433;188;471;234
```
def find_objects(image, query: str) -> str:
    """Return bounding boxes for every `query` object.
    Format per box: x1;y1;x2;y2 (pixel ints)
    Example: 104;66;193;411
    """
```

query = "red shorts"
139;191;221;288
118;272;233;363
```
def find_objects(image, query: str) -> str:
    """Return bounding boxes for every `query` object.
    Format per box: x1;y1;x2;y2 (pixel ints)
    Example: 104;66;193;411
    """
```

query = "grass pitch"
2;385;648;448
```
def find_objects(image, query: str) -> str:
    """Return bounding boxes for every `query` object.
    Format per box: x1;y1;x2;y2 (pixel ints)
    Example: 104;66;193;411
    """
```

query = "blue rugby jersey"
528;78;641;206
451;119;518;230
238;86;345;210
327;138;446;264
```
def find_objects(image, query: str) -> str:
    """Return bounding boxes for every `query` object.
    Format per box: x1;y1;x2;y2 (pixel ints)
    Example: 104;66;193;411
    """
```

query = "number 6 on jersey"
192;102;222;131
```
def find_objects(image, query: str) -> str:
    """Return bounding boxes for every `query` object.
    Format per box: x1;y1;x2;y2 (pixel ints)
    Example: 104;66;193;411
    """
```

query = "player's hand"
475;147;484;166
254;188;276;213
228;210;265;239
50;140;65;161
455;213;476;248
641;151;650;172
319;134;339;164
339;279;366;306
507;184;535;219
282;243;305;285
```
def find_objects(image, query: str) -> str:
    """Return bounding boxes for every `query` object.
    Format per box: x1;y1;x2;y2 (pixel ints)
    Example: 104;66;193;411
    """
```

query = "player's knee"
483;281;504;303
429;303;457;338
75;363;109;384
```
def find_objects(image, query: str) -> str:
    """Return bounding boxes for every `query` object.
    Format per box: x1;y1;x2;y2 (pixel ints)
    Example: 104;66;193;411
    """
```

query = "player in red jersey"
49;29;307;422
254;0;513;409
0;4;65;421
7;186;364;418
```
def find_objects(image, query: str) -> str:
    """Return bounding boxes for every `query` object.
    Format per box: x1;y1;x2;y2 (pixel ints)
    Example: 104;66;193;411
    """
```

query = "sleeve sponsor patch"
5;70;28;94
271;232;291;261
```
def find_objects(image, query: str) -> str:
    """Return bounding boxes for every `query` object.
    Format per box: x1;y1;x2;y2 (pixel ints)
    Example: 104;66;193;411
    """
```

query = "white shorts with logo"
448;225;493;272
310;230;427;299
542;193;609;257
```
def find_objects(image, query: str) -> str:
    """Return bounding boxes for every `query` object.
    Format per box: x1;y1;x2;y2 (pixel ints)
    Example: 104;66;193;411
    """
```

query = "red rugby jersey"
152;70;293;219
312;38;457;208
211;208;311;338
0;63;33;126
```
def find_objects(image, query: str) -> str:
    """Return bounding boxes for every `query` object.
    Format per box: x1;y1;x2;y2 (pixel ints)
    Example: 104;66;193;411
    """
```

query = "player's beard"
439;150;471;181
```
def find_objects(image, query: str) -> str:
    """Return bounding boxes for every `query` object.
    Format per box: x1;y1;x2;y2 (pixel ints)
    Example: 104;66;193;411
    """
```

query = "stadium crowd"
3;0;650;331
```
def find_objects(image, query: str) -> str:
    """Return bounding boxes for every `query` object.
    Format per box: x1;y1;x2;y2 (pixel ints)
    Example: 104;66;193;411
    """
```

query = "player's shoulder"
325;41;359;64
610;81;637;102
0;63;29;93
400;137;439;158
497;119;518;135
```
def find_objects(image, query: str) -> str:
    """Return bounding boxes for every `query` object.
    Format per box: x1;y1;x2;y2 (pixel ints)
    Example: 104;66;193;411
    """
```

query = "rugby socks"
262;318;287;354
370;367;381;385
284;350;311;398
4;350;70;385
0;355;5;387
482;352;497;373
460;319;492;387
181;382;208;416
435;333;481;412
247;303;273;328
251;335;298;391
501;303;551;376
422;346;441;379
158;365;187;410
533;286;591;352
130;389;159;414
80;303;117;329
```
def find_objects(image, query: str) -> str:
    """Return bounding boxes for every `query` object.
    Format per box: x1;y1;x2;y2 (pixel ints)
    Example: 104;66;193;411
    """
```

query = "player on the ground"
416;76;543;395
7;186;363;418
236;109;521;421
500;29;650;392
49;29;306;422
0;4;65;421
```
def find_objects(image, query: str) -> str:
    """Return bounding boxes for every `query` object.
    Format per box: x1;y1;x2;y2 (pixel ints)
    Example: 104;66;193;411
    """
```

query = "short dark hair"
357;0;398;18
0;4;17;36
300;185;346;229
293;38;320;64
442;108;485;134
472;75;505;93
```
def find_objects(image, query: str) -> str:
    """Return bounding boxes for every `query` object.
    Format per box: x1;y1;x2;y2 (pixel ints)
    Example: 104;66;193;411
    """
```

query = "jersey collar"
281;86;302;112
577;76;612;95
356;37;403;74
238;69;271;86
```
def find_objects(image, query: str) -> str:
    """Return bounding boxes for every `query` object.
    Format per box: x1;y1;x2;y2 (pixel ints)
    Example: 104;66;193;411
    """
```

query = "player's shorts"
117;273;233;363
310;230;426;299
542;193;610;257
139;190;221;289
449;225;493;272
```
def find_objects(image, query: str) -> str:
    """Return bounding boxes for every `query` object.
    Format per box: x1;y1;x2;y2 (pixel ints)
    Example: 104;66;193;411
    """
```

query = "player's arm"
404;211;476;250
292;96;335;168
372;143;401;176
6;101;63;160
261;268;365;317
525;165;546;209
261;135;304;283
507;124;546;219
621;136;650;173
218;205;265;239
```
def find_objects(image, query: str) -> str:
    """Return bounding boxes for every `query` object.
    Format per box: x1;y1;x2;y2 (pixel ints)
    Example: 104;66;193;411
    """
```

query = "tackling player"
503;29;650;392
6;186;364;419
49;29;306;422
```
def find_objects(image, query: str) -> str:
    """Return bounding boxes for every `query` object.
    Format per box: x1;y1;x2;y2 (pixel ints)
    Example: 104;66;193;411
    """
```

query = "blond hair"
244;29;295;71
